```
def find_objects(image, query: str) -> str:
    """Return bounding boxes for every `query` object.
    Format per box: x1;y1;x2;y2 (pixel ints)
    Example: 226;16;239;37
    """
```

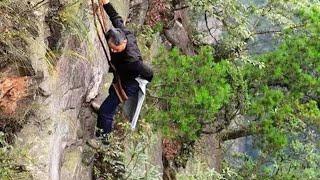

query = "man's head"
106;28;127;53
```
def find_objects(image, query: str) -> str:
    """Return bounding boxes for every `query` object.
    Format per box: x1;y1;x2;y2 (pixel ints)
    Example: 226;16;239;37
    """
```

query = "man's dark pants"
97;80;139;135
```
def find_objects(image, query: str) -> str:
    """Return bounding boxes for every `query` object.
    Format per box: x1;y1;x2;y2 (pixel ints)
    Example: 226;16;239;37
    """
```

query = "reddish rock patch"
0;76;30;115
145;0;173;27
162;138;181;160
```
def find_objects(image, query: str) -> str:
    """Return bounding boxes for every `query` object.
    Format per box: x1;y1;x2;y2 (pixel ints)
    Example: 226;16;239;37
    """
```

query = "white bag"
122;77;149;129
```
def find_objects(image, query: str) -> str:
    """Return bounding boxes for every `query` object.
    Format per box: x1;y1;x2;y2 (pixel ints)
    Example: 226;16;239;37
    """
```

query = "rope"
90;0;116;72
90;0;128;102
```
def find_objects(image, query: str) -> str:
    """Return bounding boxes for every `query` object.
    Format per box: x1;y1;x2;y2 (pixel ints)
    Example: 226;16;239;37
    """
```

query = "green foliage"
227;4;320;178
0;0;39;74
123;122;162;179
58;0;89;42
0;133;32;180
244;1;320;126
128;23;163;62
147;46;235;140
93;133;126;179
147;2;319;179
187;0;313;59
93;120;162;179
176;161;222;179
58;0;96;61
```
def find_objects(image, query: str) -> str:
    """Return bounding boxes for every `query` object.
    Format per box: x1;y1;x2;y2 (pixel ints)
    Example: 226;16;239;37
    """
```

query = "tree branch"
201;129;219;134
218;127;253;141
174;6;189;11
204;10;218;44
251;24;306;36
32;0;47;9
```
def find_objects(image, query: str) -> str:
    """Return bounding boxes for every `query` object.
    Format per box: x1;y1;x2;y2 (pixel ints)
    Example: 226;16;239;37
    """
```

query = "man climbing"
95;0;153;138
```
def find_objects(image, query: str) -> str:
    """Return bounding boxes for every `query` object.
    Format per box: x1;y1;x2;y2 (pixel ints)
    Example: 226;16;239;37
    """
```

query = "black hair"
105;28;126;46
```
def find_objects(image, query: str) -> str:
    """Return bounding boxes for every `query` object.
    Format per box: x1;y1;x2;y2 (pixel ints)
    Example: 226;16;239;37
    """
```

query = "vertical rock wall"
9;0;126;179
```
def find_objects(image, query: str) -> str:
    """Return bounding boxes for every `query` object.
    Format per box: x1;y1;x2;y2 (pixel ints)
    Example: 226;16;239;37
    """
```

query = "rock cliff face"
0;0;129;179
1;0;167;179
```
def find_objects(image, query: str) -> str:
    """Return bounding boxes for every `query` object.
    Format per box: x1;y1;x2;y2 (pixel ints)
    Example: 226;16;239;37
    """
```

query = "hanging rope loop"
90;0;128;102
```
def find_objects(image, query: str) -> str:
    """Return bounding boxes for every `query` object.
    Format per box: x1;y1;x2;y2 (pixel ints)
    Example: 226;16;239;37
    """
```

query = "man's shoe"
88;131;110;149
98;133;110;146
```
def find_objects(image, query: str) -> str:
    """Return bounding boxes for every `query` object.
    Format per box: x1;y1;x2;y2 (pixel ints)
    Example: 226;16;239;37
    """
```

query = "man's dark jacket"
103;3;153;82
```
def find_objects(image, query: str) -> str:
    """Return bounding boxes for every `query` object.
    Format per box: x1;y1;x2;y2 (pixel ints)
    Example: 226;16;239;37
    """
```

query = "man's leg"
97;86;120;135
97;80;140;135
123;80;140;97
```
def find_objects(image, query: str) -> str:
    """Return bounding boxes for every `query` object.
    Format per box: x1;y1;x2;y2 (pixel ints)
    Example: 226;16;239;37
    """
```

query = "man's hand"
90;3;99;15
99;0;109;5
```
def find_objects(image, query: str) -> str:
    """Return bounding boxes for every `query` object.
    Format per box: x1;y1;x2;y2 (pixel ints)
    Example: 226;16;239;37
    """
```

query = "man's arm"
137;62;154;82
119;61;154;82
100;0;125;29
